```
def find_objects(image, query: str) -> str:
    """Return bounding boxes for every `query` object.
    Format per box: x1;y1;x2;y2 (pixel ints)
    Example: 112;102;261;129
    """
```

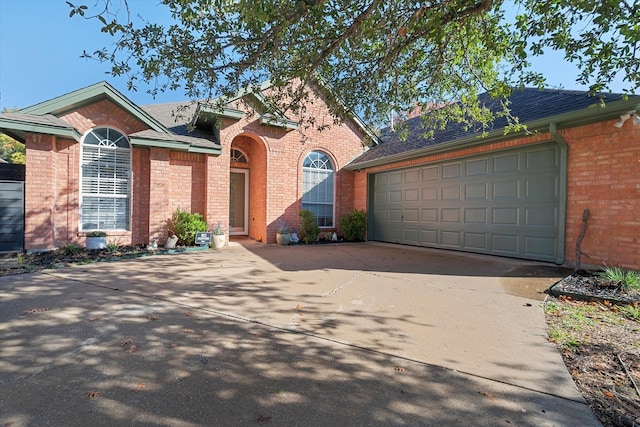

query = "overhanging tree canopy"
68;0;639;133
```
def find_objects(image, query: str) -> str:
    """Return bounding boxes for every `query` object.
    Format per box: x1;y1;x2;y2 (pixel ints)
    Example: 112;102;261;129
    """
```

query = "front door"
229;169;249;235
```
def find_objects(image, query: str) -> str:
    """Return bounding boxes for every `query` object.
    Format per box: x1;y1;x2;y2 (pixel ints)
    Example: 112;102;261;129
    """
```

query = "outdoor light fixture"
614;111;637;128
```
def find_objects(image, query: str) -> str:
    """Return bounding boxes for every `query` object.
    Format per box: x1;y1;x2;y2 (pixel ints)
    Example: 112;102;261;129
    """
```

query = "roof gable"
22;81;169;133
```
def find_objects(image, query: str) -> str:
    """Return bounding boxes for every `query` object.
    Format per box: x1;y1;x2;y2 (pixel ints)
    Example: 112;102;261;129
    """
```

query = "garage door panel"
370;142;560;262
464;232;487;250
525;175;558;198
403;228;419;243
441;208;461;223
442;162;462;179
389;190;402;203
422;166;439;181
420;229;438;244
403;208;419;223
404;188;419;202
422;209;438;222
525;206;557;227
404;170;420;183
389;209;403;221
441;231;461;247
526;147;557;169
493;179;519;199
493;207;519;226
464;208;487;224
389;172;403;185
465;182;488;200
422;187;438;201
525;236;557;258
493;234;519;254
493;153;520;173
442;185;461;201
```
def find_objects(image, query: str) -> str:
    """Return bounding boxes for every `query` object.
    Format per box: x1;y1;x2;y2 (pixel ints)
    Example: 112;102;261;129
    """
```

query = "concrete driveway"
0;241;600;426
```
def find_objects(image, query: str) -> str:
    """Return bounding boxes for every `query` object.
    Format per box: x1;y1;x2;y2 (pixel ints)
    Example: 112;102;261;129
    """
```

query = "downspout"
550;123;567;265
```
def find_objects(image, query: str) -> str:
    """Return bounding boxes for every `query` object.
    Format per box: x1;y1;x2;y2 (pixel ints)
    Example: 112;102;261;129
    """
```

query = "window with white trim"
302;151;334;227
230;148;248;164
80;127;131;231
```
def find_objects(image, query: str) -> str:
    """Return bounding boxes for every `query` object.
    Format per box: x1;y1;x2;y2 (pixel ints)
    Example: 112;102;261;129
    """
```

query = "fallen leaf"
256;414;272;424
184;312;193;317
479;391;496;400
25;308;48;314
131;382;146;392
86;391;100;399
125;345;138;354
603;390;614;398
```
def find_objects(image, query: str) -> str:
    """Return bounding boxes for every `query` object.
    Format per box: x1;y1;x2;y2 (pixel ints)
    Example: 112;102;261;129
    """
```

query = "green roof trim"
258;113;298;130
0;116;82;142
22;81;169;133
129;136;221;155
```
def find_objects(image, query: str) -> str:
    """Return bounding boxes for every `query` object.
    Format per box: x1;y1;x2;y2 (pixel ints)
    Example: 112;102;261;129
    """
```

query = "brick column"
148;147;171;242
24;134;55;250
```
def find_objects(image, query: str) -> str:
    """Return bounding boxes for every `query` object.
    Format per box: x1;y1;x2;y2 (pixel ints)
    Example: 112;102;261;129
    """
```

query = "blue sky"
0;0;628;111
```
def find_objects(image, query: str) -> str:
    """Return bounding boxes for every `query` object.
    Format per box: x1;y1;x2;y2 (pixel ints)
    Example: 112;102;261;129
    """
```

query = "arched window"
302;151;334;227
230;148;248;164
80;127;131;231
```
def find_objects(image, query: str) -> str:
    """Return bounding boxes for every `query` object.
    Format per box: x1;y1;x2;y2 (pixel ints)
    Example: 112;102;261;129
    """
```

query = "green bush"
298;209;320;244
339;209;367;241
166;208;209;246
598;265;640;292
62;242;83;256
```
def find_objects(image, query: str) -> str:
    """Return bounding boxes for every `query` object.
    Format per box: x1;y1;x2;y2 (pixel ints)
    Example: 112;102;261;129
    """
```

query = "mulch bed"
550;270;640;305
0;246;156;276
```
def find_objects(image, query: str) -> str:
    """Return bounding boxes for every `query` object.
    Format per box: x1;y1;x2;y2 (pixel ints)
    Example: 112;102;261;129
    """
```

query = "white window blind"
302;151;334;227
80;128;131;231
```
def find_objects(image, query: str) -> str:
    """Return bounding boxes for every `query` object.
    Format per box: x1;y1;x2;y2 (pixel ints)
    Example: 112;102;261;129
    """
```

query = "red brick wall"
24;134;56;249
561;119;639;270
356;122;640;270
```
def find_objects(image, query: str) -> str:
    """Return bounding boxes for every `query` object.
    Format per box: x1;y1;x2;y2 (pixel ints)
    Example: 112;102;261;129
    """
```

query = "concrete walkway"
0;241;600;426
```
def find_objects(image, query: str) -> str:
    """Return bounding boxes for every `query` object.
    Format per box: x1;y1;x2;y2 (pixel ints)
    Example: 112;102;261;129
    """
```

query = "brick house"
346;89;640;270
0;84;638;271
0;81;371;250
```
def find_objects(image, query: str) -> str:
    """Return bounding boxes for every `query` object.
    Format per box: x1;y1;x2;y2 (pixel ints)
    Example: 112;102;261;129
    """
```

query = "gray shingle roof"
349;88;632;167
140;101;220;147
1;112;74;129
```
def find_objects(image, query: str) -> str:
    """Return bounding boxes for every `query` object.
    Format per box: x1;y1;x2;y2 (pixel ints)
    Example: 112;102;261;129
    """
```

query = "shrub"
598;265;640;292
339;209;367;241
298;209;320;244
86;231;107;237
166;208;209;246
62;242;83;256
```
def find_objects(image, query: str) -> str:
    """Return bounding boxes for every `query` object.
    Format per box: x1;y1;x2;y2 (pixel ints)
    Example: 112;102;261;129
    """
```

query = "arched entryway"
229;134;267;241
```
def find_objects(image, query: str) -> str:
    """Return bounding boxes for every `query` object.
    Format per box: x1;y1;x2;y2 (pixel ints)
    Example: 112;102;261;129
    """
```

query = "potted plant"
85;231;107;250
276;220;290;245
211;222;226;249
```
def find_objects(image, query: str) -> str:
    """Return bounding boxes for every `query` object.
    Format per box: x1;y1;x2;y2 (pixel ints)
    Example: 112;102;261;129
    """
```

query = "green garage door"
370;142;562;262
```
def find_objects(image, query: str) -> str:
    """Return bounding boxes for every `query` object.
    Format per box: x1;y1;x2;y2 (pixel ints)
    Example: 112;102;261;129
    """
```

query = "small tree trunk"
575;209;590;271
